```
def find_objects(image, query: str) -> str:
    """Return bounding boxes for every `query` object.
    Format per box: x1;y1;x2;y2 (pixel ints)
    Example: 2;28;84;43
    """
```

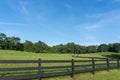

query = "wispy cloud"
73;9;120;45
85;9;120;30
19;1;29;16
5;0;30;16
86;9;120;18
85;23;101;30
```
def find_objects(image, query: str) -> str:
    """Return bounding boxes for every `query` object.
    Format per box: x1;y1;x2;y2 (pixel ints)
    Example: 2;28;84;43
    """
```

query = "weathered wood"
0;58;119;80
92;58;95;74
106;58;110;71
75;64;92;67
94;59;106;61
74;60;92;62
71;59;74;80
117;59;120;69
96;63;116;66
38;59;41;80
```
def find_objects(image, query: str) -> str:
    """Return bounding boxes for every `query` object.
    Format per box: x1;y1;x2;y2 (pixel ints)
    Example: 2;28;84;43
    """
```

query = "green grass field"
0;50;120;80
44;69;120;80
0;50;119;60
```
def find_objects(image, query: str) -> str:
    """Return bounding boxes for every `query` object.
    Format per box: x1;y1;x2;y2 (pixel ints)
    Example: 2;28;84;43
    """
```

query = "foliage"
1;32;120;54
24;40;34;52
97;44;108;52
33;41;49;53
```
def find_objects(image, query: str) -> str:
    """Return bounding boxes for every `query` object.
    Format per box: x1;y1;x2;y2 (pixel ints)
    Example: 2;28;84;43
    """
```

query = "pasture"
45;69;120;80
0;50;118;60
0;50;120;80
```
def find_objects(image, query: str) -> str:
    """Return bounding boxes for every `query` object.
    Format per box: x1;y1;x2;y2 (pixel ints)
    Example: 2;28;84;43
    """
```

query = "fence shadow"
102;54;120;59
73;56;106;59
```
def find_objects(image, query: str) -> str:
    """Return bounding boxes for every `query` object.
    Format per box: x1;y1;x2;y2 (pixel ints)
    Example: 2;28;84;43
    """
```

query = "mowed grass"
0;50;119;68
0;50;120;80
0;50;118;60
0;50;74;60
44;69;120;80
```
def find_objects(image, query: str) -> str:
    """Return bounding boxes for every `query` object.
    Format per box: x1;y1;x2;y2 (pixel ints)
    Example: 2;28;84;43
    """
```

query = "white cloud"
19;1;29;16
85;9;120;30
5;0;30;16
74;9;120;45
85;23;101;30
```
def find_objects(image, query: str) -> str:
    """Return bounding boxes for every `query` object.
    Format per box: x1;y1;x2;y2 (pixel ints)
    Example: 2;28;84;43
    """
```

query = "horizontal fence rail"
0;58;120;80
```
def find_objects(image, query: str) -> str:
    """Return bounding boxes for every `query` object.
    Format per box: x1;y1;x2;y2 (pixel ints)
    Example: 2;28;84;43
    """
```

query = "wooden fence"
0;58;120;80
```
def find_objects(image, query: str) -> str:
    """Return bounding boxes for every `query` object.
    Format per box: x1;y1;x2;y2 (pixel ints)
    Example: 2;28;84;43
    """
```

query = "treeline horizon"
0;32;120;54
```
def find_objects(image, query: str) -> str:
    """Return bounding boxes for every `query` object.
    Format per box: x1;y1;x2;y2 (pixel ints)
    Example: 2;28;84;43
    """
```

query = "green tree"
56;44;68;53
112;43;120;53
4;37;13;50
97;44;108;52
108;43;114;52
86;45;97;53
24;40;34;52
11;37;20;50
33;41;49;53
0;32;6;49
15;43;24;51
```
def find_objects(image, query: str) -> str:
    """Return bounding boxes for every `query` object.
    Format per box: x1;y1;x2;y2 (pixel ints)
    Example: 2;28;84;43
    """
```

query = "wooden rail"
0;58;119;80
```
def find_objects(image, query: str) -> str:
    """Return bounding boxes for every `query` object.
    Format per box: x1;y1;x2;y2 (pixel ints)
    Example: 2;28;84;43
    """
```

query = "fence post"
92;58;95;74
106;58;109;71
71;59;74;80
117;59;120;70
38;59;41;80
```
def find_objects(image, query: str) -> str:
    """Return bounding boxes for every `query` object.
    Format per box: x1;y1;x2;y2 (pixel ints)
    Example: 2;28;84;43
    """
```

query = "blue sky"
0;0;120;46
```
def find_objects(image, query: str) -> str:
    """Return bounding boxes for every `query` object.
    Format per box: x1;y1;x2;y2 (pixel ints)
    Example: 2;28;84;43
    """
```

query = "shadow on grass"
73;56;106;59
102;54;120;59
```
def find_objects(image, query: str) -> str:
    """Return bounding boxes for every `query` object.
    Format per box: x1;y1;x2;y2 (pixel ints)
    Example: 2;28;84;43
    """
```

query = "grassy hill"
0;50;119;60
0;50;120;80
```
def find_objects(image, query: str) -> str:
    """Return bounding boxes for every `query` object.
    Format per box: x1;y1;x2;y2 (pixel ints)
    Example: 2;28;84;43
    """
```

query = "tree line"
0;32;120;54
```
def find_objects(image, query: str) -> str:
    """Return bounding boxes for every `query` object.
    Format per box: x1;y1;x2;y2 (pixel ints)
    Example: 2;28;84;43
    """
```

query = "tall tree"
97;44;108;52
0;32;6;49
24;40;34;52
86;45;97;53
33;41;49;53
108;43;114;52
112;43;120;53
